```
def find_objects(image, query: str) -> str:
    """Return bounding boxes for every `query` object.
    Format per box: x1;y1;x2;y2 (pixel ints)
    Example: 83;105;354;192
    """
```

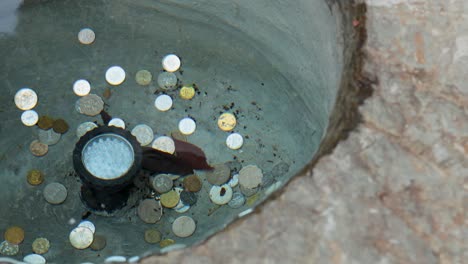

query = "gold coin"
37;115;55;130
4;226;25;245
159;238;175;248
30;140;48;157
144;228;161;244
32;237;50;254
217;113;237;132
27;169;44;186
160;190;179;208
179;85;195;100
135;70;152;86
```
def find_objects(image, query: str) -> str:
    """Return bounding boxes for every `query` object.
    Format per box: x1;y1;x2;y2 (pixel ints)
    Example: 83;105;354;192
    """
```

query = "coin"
162;54;181;72
90;234;106;251
209;184;233;205
43;182;67;204
30;140;48;157
228;192;245;209
131;124;154;146
76;122;98;138
154;94;173;111
159;238;175;248
37;115;54;130
178;118;196;135
21;110;39;126
32;237;50;254
0;240;19;256
77;94;104;116
240;185;258;197
157;72;177;90
226;133;243;150
73;79;91;96
180;191;197;206
27;169;44;186
52;118;69;134
151;174;173;194
78;28;95;45
152;136;175;154
183;175;202;192
135;70;152;86
23;254;46;264
160;190;179;208
108;118;125;129
105;66;126;86
69;226;93;249
172;216;196;238
228;173;239;188
239;165;263;189
174;204;190;213
78;221;95;234
4;226;25;244
205;163;231;185
217;113;237;131
14;88;38;110
179;85;195;100
137;199;163;224
144;228;161;244
38;128;61;145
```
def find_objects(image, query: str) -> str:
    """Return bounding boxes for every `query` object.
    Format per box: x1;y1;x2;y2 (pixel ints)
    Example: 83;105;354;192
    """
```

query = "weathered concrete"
143;1;466;263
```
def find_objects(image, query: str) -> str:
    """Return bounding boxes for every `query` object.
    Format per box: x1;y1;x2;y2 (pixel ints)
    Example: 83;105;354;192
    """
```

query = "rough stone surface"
143;2;465;264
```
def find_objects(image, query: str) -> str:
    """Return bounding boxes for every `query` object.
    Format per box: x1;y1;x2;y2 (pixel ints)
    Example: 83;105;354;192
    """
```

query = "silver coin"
172;216;196;238
157;72;177;90
14;88;38;110
151;174;173;194
137;199;163;224
228;192;245;209
69;226;94;249
77;94;104;116
76;122;98;138
21;110;39;126
23;254;46;264
78;28;96;45
78;220;96;234
209;184;233;205
152;136;175;154
105;66;126;86
38;128;61;145
162;54;181;72
131;124;154;146
43;182;68;204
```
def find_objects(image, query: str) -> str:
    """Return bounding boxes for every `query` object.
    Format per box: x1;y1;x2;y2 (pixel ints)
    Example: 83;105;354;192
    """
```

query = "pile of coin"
69;220;102;250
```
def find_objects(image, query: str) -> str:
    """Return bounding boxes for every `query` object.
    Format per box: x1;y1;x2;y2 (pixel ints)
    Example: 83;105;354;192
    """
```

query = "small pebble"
151;174;173;194
172;216;196;238
43;182;67;204
144;228;161;244
228;192;245;209
209;184;233;205
205;163;231;185
90;234;107;251
135;70;152;86
180;191;197;206
30;140;48;157
32;237;50;254
137;199;163;224
183;175;202;192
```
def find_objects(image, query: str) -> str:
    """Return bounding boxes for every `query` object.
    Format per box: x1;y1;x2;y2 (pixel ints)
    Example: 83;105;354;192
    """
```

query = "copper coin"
183;175;202;192
4;226;25;245
27;169;44;186
30;140;48;157
90;234;107;251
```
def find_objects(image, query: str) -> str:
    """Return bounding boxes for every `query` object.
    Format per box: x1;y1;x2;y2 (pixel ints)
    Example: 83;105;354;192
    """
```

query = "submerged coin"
137;199;163;224
154;94;173;112
105;66;126;86
152;136;175;154
209;184;233;205
135;70;152;86
159;238;175;248
76;122;98;138
27;169;44;186
157;72;177;90
15;88;38;110
21;110;39;126
151;174;173;194
131;124;154;146
73;79;91;96
239;165;263;189
37;115;54;130
226;133;243;150
78;221;95;234
183;175;202;192
0;240;19;256
90;234;107;251
30;140;48;157
38;129;61;145
180;191;197;206
217;113;237;132
32;237;50;254
53;119;69;134
144;228;161;244
205;163;231;185
172;216;196;238
43;182;67;204
178;118;196;135
228;192;245;209
240;185;258;197
69;227;93;249
108;118;125;129
228;173;239;188
23;254;46;264
160;190;179;208
78;28;96;45
162;54;181;72
4;226;25;245
77;94;104;116
179;85;195;100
